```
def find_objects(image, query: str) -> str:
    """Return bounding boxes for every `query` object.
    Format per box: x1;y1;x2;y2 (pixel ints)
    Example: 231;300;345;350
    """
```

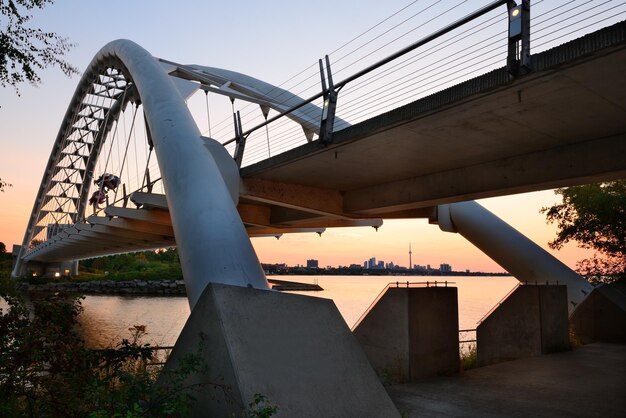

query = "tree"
0;177;10;192
0;0;78;93
542;181;626;283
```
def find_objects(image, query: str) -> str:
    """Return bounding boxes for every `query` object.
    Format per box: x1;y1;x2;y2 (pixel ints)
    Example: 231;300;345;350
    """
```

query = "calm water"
78;275;518;348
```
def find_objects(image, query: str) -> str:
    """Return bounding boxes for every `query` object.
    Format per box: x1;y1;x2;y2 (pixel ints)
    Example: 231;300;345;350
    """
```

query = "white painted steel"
436;201;593;314
94;40;268;308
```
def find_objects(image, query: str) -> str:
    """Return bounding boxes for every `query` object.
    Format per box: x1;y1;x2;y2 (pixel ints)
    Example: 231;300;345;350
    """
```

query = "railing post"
233;111;246;167
507;0;531;76
319;55;337;145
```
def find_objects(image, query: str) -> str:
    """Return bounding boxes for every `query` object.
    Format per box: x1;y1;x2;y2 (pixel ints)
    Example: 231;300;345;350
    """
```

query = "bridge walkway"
388;343;626;417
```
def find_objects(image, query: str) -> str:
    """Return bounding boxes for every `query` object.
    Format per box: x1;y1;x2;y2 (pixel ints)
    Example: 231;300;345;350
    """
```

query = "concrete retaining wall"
353;286;459;382
477;285;569;367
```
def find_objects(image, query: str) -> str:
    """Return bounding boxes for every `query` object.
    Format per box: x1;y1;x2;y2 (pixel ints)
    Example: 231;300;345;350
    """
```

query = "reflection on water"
79;295;190;348
77;275;518;348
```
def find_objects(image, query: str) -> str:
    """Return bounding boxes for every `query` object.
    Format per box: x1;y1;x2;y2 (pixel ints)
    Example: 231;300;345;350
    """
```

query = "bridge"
9;1;626;415
11;1;626;310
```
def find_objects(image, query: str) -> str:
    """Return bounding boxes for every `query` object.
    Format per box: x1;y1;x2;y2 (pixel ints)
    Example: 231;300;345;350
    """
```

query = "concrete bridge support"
159;283;400;417
353;285;459;383
476;284;570;367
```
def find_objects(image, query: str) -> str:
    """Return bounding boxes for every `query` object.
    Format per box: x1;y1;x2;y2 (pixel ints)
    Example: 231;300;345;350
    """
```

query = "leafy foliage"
0;278;279;416
0;177;11;192
0;282;201;416
246;394;279;418
542;181;626;282
80;248;183;281
0;0;79;93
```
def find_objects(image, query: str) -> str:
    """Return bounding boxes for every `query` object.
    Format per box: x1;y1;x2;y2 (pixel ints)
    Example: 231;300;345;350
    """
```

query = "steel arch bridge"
12;39;372;307
12;25;603;311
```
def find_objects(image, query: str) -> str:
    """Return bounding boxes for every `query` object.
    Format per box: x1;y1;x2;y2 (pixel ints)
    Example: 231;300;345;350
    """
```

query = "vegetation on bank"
0;277;279;417
0;279;189;416
78;249;183;282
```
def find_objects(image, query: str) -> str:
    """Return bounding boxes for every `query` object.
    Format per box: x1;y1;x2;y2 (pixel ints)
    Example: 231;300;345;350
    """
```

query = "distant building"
377;260;384;269
363;261;368;269
368;257;377;269
440;263;452;272
306;259;319;269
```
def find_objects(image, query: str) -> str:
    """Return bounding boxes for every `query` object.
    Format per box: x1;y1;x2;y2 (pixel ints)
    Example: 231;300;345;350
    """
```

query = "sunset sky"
1;0;612;272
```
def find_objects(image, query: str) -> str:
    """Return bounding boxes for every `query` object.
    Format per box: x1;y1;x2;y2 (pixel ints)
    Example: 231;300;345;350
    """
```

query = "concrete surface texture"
570;280;626;344
477;284;569;366
352;287;410;383
159;283;400;417
353;286;459;382
388;343;626;417
408;287;459;379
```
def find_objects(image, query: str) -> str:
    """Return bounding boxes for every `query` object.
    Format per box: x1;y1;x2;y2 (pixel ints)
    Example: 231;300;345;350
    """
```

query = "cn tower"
409;242;412;270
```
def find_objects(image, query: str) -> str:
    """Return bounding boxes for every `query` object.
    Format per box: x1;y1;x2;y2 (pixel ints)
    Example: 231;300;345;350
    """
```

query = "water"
77;275;517;348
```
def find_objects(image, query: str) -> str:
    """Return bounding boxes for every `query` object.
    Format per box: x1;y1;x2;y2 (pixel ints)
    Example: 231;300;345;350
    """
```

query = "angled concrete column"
434;201;593;314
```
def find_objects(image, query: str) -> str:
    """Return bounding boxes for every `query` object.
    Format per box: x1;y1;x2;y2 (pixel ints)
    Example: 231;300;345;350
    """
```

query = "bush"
0;280;191;416
0;279;278;417
460;343;478;371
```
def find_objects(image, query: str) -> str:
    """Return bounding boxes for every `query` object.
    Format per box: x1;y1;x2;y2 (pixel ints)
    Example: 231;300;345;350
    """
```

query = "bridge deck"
241;21;626;216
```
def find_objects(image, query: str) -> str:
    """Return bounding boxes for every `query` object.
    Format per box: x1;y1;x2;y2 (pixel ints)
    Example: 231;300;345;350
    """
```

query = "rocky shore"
17;279;187;296
16;277;324;295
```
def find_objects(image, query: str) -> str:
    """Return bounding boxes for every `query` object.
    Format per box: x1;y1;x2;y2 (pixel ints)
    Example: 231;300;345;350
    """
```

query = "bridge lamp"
509;5;523;41
54;272;61;278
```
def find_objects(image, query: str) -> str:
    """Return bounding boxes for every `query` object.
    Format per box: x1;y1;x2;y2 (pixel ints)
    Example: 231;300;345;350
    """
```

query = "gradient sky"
0;0;606;272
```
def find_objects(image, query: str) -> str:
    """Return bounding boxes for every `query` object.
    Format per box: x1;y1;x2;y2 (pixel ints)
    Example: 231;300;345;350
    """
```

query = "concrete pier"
477;284;569;367
159;283;399;417
353;285;459;382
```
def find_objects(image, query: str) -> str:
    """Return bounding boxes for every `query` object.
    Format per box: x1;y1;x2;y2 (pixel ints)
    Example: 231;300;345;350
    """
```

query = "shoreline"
16;277;324;295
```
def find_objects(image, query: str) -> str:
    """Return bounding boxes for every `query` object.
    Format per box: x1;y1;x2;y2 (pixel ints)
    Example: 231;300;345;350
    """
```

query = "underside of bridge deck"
241;22;626;216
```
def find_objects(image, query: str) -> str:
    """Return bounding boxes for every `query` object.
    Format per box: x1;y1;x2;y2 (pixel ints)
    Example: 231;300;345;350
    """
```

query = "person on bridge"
94;173;120;191
89;189;107;211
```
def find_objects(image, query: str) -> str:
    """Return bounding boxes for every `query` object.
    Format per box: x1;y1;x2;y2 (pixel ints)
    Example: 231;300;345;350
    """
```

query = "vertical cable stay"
133;106;140;194
113;104;139;204
205;90;212;137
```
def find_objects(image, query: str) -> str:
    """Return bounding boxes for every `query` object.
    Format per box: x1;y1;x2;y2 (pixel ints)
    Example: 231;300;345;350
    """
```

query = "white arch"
14;39;270;308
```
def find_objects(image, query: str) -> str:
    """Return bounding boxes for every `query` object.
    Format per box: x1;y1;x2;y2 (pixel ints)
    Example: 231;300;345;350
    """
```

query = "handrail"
351;280;456;330
224;0;510;148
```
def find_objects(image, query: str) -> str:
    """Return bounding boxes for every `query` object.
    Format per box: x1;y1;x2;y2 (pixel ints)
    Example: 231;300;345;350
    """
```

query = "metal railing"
224;0;523;167
351;280;456;330
214;0;625;168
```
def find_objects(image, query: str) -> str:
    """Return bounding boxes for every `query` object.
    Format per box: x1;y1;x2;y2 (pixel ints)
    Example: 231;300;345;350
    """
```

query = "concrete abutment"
352;285;459;383
477;284;570;367
158;283;400;417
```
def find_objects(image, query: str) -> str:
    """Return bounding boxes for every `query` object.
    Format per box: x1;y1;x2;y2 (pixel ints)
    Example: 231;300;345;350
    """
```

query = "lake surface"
77;275;518;348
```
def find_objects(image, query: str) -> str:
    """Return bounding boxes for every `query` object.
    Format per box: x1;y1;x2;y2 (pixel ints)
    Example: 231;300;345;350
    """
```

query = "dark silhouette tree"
1;0;78;93
542;181;626;283
0;177;10;191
